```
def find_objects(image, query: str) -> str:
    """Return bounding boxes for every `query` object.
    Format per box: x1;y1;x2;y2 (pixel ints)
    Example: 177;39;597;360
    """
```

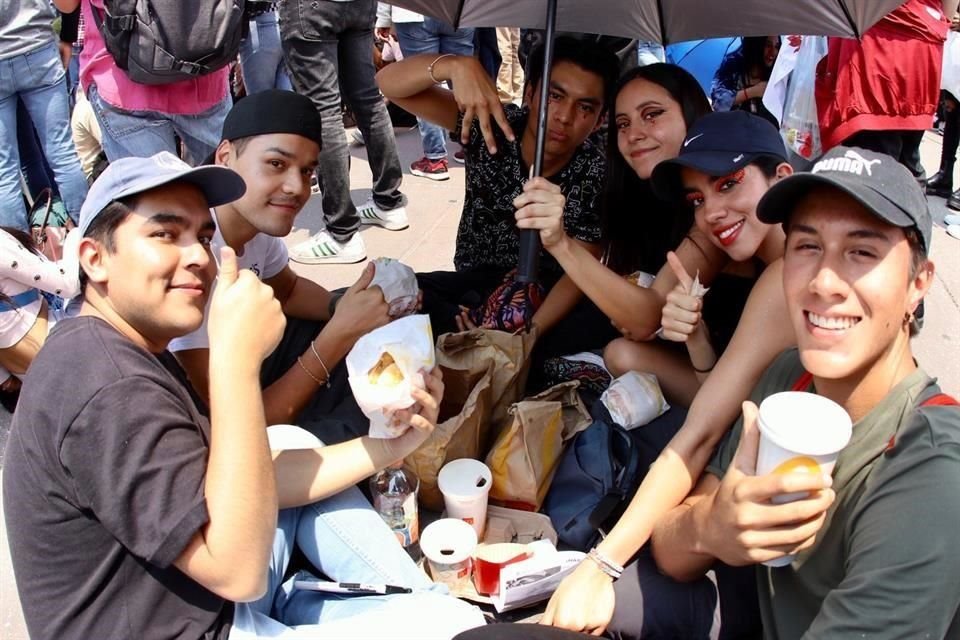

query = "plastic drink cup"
420;518;478;591
472;543;531;595
438;458;493;538
756;391;852;567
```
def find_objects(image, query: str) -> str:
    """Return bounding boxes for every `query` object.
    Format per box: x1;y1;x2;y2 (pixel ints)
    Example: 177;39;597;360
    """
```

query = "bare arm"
173;249;286;602
531;242;602;334
265;266;334;323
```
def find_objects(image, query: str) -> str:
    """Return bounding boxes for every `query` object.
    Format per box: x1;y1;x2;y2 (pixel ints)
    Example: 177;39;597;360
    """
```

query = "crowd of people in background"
2;0;960;639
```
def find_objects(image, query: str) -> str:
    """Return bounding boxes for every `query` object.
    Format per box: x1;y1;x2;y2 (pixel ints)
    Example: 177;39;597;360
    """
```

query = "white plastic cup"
437;458;493;538
420;518;478;591
756;391;852;567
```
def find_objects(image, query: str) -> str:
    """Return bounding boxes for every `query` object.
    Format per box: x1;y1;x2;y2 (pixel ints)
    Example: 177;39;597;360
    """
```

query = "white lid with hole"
757;391;853;456
420;518;478;565
438;458;492;499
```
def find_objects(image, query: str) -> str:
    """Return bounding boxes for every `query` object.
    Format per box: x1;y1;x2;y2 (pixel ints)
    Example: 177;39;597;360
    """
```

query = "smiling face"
783;187;931;383
763;36;781;68
682;162;786;262
525;60;605;160
89;182;217;350
217;133;319;237
615;78;687;180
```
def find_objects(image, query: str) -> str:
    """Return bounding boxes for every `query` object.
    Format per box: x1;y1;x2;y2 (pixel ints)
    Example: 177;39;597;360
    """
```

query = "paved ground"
2;127;958;638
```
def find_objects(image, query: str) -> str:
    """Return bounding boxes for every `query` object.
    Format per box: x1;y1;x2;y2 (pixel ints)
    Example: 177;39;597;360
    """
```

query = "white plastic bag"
370;257;419;318
601;371;670;430
779;35;828;160
346;314;436;438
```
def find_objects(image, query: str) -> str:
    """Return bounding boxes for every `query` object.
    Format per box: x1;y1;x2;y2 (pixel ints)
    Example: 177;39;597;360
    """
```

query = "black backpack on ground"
91;0;245;85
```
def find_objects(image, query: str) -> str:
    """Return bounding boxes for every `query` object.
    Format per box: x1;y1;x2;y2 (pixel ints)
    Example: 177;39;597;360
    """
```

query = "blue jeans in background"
0;41;88;228
395;19;475;160
239;11;293;94
87;83;231;164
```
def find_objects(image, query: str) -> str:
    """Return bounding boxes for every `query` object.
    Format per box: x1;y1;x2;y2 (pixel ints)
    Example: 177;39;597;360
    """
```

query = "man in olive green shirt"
651;146;960;639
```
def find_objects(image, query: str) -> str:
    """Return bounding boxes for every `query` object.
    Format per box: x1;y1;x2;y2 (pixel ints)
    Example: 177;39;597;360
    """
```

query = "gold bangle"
309;341;331;387
297;355;325;387
428;53;454;84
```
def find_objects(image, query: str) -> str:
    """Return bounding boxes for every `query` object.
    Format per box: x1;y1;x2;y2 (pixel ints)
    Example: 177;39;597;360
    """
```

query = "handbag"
28;188;73;262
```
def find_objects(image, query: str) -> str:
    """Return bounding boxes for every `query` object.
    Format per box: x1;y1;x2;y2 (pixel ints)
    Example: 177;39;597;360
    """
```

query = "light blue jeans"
239;11;293;94
87;82;231;164
395;19;475;160
229;485;486;638
637;41;666;66
0;41;88;228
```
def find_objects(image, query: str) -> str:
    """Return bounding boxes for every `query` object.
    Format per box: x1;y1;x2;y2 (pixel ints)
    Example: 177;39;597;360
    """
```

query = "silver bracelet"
427;53;454;84
587;547;624;580
310;341;331;388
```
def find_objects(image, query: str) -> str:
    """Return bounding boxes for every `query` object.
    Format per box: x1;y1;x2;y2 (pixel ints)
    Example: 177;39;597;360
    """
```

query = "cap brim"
651;151;755;202
113;164;246;209
756;172;916;231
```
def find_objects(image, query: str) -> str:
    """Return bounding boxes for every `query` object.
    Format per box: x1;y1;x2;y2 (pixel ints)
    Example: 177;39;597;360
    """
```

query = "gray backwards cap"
78;151;247;237
756;145;932;252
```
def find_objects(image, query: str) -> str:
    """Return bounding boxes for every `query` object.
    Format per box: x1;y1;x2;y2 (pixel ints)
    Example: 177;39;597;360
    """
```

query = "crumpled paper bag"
346;314;435;438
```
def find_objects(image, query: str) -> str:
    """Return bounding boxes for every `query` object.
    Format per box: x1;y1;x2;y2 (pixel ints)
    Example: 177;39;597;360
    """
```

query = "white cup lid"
758;391;853;456
438;458;492;498
420;518;478;564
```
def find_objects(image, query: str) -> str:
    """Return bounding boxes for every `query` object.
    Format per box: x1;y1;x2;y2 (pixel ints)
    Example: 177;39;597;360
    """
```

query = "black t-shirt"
3;317;232;640
453;105;605;280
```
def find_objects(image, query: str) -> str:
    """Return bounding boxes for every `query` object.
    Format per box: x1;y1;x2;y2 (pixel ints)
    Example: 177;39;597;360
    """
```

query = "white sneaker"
351;130;365;146
944;213;960;226
357;198;409;231
290;229;367;264
947;224;960;240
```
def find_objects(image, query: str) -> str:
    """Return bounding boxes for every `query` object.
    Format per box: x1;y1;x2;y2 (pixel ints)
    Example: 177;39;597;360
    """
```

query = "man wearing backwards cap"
171;90;391;442
646;145;960;638
3;152;485;639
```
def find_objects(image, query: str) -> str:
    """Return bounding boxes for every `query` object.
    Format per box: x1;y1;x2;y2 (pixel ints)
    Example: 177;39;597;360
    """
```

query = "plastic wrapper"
370;257;419;318
346;314;435;438
601;371;670;430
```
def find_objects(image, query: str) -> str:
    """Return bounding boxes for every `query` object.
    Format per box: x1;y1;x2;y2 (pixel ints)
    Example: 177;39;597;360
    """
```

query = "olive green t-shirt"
708;349;960;639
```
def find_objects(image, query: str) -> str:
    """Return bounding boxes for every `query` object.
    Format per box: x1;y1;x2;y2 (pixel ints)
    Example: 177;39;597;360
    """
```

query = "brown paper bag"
485;382;592;511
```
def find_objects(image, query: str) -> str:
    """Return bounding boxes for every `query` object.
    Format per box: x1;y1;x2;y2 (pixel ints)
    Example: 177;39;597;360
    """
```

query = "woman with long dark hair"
710;35;781;125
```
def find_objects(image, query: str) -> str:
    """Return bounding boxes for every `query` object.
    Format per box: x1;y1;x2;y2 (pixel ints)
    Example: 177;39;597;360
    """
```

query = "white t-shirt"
168;215;288;353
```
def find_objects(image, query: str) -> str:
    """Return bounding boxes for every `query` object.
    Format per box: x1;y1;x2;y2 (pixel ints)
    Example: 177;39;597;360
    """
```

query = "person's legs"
87;83;178;161
842;129;902;163
928;91;960;197
17;42;88;223
0;73;27;228
240;11;292;94
395;20;448;161
169;93;232;165
417;267;508;336
603;337;701;407
898;129;926;179
16;99;57;202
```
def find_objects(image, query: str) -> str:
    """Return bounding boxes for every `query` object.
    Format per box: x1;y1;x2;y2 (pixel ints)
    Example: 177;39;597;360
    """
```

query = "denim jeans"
637;41;666;66
280;0;403;243
229;443;485;637
17;99;58;201
0;41;88;228
395;19;474;160
87;82;231;165
239;11;293;94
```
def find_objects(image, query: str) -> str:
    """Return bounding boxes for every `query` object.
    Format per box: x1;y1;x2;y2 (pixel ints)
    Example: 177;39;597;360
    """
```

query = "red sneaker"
410;157;450;181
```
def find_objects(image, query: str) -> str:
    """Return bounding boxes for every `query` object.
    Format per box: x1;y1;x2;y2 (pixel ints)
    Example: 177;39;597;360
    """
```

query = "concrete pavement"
2;126;958;638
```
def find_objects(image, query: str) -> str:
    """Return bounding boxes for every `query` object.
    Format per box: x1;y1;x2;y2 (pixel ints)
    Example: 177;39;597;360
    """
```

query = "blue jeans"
281;0;404;242
0;41;88;228
395;19;475;160
239;11;293;94
229;485;485;638
87;83;231;165
637;41;666;66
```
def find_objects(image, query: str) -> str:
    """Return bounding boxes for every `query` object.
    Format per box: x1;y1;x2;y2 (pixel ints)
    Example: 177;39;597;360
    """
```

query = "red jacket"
816;0;948;150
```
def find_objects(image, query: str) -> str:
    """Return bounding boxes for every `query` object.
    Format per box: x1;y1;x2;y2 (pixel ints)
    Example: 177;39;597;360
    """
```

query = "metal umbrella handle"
517;0;558;284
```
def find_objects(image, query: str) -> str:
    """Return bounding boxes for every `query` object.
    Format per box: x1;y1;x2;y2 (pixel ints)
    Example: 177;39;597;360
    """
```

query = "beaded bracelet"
587;547;624;580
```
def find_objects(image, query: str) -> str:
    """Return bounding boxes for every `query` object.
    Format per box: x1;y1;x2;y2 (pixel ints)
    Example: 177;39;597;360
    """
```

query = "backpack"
91;0;245;85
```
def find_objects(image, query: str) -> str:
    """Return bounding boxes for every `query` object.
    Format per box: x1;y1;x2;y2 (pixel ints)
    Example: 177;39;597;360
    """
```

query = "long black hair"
602;64;712;276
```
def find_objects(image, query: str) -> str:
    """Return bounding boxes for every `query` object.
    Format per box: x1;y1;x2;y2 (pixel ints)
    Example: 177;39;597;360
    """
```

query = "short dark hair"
229;136;254;157
525;36;621;111
79;198;135;292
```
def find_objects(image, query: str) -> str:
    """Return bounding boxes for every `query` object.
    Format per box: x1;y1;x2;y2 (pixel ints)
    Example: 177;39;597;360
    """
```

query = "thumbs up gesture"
208;246;285;365
701;402;836;567
660;252;707;343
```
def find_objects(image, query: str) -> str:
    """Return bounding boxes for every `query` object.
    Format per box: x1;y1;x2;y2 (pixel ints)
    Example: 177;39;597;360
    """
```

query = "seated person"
0;224;80;392
460;147;960;638
603;110;793;402
376;37;618;352
170;90;393;443
3;153;485;639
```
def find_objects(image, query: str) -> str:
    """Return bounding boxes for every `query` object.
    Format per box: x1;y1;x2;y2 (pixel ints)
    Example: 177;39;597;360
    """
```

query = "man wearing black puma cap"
172;90;391;442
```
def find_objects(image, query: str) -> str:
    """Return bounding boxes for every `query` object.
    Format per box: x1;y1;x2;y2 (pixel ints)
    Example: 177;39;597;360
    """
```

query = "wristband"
691;361;715;374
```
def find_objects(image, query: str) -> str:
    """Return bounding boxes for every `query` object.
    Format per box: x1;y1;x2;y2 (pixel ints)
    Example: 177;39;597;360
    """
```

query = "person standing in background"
239;2;292;94
496;27;524;105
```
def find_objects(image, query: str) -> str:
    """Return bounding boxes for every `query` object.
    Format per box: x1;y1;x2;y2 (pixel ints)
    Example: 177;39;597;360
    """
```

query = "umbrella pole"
517;0;558;284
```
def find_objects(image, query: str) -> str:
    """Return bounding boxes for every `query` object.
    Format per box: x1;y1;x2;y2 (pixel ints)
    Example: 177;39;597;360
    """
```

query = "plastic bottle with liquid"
370;466;421;562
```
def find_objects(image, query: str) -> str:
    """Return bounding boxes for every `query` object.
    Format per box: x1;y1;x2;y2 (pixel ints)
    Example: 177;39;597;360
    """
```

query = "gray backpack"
91;0;245;85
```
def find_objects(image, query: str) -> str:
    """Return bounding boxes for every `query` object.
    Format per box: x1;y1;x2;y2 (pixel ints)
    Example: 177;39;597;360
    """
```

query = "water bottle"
370;466;421;562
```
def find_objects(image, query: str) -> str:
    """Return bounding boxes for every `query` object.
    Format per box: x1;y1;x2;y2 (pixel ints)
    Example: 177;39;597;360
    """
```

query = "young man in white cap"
170;90;392;443
3;152;484;640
